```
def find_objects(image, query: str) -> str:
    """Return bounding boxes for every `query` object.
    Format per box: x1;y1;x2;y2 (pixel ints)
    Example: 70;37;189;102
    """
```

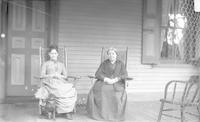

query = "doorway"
6;0;50;96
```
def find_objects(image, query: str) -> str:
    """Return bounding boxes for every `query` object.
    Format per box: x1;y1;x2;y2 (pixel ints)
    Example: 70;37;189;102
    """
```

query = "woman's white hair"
107;47;118;55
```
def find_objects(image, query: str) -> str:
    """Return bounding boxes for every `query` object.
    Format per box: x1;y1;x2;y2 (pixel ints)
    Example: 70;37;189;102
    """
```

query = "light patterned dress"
35;60;77;113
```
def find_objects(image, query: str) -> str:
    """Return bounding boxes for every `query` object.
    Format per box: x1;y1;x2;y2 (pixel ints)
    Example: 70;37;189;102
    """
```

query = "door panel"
12;0;26;31
32;0;45;32
11;54;25;85
7;0;49;96
31;55;40;86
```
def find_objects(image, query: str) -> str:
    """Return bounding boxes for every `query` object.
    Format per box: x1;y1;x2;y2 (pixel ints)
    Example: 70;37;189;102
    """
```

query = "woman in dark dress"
87;47;128;121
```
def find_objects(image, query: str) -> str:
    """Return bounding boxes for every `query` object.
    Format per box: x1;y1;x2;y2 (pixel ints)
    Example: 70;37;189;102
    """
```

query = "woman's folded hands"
48;73;65;79
103;77;119;84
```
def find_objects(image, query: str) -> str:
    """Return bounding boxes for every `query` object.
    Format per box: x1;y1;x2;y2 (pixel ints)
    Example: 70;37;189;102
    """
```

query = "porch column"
48;0;59;46
0;0;6;103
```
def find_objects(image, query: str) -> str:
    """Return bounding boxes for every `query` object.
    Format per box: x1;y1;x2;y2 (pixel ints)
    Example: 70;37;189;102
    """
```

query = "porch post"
48;0;59;46
0;0;6;103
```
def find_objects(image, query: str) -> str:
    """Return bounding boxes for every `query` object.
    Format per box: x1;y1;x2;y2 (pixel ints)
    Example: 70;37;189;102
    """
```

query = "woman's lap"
87;80;127;121
41;78;77;113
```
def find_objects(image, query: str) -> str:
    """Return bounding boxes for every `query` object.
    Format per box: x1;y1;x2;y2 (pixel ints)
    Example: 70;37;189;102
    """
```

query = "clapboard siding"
58;0;199;101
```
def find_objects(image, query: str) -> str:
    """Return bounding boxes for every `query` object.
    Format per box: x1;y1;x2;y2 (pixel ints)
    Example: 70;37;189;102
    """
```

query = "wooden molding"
48;0;59;46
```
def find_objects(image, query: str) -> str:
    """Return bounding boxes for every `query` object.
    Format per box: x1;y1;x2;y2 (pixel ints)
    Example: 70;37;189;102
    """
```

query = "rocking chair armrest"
87;76;133;80
87;75;96;79
66;76;81;80
126;77;133;81
34;76;45;87
34;76;42;79
64;76;81;88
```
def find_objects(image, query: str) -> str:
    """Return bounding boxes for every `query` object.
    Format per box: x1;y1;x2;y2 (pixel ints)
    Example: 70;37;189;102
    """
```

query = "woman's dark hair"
48;44;58;53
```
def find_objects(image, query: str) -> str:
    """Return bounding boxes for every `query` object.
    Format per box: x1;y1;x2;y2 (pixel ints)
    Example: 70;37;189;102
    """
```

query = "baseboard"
3;92;163;104
0;98;5;103
5;96;37;104
127;92;164;102
78;92;164;102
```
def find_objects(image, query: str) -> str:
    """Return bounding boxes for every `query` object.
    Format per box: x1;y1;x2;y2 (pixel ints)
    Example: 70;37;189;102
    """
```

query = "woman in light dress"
35;45;77;119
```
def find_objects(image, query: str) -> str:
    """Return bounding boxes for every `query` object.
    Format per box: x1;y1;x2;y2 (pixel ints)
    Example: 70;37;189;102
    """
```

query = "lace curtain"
160;0;200;66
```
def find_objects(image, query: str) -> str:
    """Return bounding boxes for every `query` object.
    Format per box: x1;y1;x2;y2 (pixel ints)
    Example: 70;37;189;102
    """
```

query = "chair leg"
39;105;42;115
72;103;76;114
197;105;200;121
157;101;164;122
180;105;185;122
53;109;56;120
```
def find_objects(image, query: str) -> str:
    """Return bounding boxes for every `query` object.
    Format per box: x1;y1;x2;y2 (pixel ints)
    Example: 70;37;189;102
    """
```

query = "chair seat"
160;99;199;106
158;76;200;122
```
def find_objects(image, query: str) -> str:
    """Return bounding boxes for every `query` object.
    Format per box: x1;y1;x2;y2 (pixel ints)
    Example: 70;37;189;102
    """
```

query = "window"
160;0;200;65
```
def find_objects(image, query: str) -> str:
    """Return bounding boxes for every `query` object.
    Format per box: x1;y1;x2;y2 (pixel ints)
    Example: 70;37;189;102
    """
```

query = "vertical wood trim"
157;0;162;57
0;0;1;33
1;0;7;37
142;0;161;65
64;47;68;75
39;47;42;67
32;1;45;32
31;55;40;85
12;0;26;31
0;0;4;103
0;0;8;101
11;54;25;85
49;0;59;46
125;47;128;68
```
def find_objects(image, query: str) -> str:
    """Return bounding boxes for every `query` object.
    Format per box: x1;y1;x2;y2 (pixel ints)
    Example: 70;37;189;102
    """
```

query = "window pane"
160;28;181;60
160;0;200;65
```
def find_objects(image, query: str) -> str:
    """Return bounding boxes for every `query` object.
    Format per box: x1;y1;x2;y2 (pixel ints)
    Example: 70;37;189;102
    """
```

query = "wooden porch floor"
0;101;198;122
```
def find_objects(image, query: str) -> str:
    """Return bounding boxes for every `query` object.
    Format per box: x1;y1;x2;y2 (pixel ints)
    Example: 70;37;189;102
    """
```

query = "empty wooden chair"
157;75;200;122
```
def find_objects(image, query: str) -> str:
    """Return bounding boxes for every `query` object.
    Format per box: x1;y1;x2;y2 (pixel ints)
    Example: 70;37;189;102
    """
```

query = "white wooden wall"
58;0;199;101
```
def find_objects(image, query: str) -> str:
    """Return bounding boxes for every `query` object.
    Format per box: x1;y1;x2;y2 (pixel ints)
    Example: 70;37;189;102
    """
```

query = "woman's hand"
104;77;112;84
112;77;119;84
104;77;120;84
103;77;117;84
53;73;62;79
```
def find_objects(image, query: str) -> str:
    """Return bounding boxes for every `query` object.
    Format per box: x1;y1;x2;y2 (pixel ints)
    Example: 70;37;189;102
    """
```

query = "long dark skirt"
87;80;127;121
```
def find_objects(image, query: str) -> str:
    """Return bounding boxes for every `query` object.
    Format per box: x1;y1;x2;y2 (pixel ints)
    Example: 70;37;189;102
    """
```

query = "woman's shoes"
66;113;73;120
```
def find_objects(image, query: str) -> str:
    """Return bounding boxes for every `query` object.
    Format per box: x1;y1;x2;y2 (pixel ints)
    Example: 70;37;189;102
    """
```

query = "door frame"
5;0;59;97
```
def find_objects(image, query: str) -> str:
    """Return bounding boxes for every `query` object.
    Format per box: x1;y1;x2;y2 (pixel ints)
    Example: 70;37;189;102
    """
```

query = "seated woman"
87;47;128;121
35;45;77;119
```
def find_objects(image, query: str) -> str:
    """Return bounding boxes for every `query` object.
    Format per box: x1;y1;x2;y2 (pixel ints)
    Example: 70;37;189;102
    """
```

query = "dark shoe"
66;113;73;120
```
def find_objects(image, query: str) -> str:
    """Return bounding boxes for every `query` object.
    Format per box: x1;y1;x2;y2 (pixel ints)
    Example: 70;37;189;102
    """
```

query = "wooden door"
7;0;49;96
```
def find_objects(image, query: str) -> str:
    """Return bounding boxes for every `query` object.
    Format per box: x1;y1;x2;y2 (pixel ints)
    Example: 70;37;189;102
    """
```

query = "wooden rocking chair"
157;75;200;122
36;47;80;119
88;47;133;89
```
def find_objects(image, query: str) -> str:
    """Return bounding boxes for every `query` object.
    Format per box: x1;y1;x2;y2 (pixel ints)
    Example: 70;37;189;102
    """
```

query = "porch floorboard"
0;101;198;122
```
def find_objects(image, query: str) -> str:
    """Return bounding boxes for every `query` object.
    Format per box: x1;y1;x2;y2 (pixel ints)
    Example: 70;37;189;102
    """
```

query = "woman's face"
49;49;58;61
108;50;117;62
